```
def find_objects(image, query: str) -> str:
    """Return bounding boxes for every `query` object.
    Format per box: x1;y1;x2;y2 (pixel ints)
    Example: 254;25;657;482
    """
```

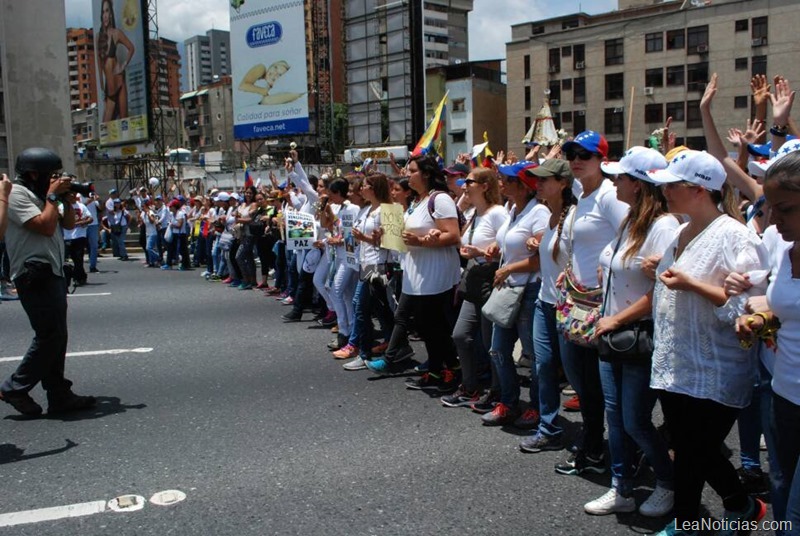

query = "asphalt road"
0;254;776;535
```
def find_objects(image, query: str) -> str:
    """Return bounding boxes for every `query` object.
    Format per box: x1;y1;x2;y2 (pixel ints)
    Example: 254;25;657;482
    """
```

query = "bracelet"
770;127;788;137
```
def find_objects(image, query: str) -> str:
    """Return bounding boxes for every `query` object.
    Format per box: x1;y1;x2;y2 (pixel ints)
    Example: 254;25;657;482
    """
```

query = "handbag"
555;207;604;347
456;215;498;305
596;225;655;362
482;250;532;329
164;225;174;244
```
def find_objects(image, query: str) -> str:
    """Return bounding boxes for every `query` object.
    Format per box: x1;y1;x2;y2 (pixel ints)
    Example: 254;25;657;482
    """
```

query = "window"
562;111;573;123
687;62;708;92
524;116;532;134
735;19;748;32
734;96;749;109
549;48;560;73
605;73;624;100
608;141;625;160
686;136;707;151
532;26;544;35
524;55;530;80
735;57;748;71
549;81;561;104
752;16;768;41
686;100;702;128
573;44;585;68
574;112;586;133
561;46;572;57
604;107;624;135
666;29;685;50
452;131;466;143
646;68;663;88
666;65;685;87
552;112;561;129
666;101;685;122
686;25;709;54
574;77;586;104
524;86;531;111
562;78;572;91
452;99;466;112
645;32;663;53
562;17;579;30
645;103;664;124
752;55;767;76
605;38;624;66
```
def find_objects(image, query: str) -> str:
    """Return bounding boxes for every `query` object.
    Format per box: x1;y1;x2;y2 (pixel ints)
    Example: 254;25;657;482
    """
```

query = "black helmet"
15;147;62;177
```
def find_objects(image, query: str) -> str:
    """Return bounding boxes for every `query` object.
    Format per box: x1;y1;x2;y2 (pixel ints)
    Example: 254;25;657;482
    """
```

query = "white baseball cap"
601;146;668;183
748;139;800;178
646;150;726;191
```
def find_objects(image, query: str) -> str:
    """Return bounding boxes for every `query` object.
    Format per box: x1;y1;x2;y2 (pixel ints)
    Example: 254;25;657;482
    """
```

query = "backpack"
427;191;466;230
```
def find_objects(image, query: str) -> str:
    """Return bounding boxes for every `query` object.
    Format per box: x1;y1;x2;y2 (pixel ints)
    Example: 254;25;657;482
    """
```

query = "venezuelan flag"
243;161;253;189
412;92;449;157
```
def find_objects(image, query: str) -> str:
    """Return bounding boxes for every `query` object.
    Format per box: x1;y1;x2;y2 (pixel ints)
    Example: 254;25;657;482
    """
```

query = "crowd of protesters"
4;73;800;535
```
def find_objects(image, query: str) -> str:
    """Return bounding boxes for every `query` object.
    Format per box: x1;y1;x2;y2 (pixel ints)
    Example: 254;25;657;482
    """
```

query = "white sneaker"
639;486;674;517
584;488;636;515
343;357;366;371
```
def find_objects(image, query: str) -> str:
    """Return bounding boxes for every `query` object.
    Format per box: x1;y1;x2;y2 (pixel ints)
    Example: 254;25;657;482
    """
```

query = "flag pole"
625;86;636;151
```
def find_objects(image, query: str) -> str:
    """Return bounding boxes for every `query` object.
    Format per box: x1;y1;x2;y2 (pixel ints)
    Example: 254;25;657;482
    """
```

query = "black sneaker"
394;346;416;362
519;432;564;453
441;386;481;408
47;393;97;415
470;390;500;414
0;391;43;416
405;372;442;391
737;466;770;495
281;313;302;323
555;451;606;475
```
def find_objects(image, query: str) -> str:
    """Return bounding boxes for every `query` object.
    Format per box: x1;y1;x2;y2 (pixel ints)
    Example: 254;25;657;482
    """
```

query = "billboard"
92;0;150;146
230;0;309;140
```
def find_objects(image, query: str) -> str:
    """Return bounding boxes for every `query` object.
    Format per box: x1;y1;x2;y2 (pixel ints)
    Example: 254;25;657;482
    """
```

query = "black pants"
228;239;242;280
1;271;72;398
659;390;747;522
386;289;458;374
256;235;276;277
291;269;315;317
67;237;88;283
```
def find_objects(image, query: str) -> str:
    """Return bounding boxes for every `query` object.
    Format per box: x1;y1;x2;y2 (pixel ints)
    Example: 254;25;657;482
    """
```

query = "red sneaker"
563;395;581;412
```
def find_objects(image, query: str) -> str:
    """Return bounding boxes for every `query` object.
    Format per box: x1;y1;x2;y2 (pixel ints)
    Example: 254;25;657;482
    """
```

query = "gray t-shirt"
6;185;65;280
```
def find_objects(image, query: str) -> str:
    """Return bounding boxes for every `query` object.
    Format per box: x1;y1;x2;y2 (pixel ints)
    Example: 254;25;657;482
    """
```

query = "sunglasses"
464;178;480;185
502;176;520;183
565;150;597;162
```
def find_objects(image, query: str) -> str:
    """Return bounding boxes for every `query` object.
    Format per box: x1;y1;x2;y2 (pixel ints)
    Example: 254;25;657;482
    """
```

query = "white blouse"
651;215;767;408
767;239;800;405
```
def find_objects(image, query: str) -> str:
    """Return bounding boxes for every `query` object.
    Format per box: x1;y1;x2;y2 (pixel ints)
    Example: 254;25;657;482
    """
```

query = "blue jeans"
490;281;539;408
86;225;99;270
348;280;365;348
110;226;127;257
532;300;563;438
286;250;298;297
145;233;160;266
561;339;605;455
599;359;673;495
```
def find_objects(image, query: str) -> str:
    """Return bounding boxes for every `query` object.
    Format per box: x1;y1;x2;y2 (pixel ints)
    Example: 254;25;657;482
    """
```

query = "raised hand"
750;74;771;107
771;77;796;126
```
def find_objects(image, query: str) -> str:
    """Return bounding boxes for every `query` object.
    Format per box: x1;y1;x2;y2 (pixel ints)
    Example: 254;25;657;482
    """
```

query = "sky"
65;0;619;63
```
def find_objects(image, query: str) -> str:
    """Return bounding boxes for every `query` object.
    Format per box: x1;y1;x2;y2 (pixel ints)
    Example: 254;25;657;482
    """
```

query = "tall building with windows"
184;29;231;92
506;0;797;159
343;0;473;148
67;28;98;111
149;37;182;109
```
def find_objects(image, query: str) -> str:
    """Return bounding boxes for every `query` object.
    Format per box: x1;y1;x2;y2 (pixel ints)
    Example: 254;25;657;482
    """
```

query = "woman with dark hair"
234;186;259;289
647;150;766;536
366;155;462;392
582;147;678;516
554;131;630;476
97;0;134;122
252;192;278;289
441;167;508;408
391;177;415;210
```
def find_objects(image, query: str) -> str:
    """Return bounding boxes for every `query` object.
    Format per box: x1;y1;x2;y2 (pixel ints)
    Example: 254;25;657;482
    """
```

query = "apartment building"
67;27;98;111
184;29;231;92
149;37;182;109
506;0;799;159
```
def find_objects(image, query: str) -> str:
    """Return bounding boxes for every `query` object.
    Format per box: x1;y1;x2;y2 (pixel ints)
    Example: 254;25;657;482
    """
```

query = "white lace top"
651;215;767;408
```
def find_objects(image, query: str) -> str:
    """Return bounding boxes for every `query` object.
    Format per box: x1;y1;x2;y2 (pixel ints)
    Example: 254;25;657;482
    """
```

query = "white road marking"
0;500;107;528
68;292;112;297
150;490;187;506
0;347;154;363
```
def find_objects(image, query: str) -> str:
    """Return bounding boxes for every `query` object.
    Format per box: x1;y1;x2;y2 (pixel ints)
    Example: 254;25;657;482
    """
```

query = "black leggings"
658;390;748;522
256;236;276;277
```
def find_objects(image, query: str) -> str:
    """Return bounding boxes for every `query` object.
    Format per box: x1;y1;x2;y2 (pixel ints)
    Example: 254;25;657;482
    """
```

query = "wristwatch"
47;193;59;204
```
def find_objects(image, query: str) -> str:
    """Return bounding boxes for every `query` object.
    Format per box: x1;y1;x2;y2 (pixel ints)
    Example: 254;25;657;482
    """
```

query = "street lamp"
213;74;228;170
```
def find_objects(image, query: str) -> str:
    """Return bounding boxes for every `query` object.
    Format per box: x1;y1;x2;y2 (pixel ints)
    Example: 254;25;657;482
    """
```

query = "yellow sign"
121;146;138;156
361;150;389;160
379;203;407;253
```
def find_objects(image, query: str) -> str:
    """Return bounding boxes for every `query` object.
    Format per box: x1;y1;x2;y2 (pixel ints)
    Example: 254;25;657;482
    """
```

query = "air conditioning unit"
575;61;585;70
613;107;624;113
697;44;709;53
643;86;655;96
752;37;766;47
548;65;559;73
550;99;560;106
576;110;586;116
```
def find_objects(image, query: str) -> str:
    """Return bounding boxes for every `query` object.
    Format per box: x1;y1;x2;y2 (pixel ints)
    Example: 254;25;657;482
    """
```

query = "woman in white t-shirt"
648;150;766;535
554;131;630;476
441;167;508;408
735;151;800;532
582;147;677;517
366;155;461;391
